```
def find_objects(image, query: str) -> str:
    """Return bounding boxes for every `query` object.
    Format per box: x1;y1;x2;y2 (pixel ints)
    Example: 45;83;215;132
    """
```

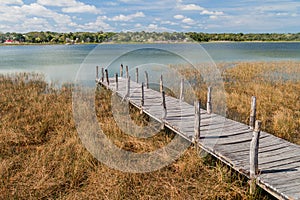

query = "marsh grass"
0;72;272;199
173;61;300;144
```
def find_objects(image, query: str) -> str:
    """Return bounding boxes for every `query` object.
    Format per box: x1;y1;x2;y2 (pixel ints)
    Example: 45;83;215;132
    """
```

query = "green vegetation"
0;31;115;44
0;73;272;199
1;31;300;44
187;32;300;42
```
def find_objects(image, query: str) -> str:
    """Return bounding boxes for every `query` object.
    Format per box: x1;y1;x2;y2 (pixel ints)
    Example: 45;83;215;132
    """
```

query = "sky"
0;0;299;33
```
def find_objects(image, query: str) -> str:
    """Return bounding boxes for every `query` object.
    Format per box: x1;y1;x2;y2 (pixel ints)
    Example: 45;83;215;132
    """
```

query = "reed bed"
0;72;271;199
174;61;300;144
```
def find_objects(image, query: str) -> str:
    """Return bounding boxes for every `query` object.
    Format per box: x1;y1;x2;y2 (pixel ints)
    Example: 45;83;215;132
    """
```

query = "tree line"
1;31;300;44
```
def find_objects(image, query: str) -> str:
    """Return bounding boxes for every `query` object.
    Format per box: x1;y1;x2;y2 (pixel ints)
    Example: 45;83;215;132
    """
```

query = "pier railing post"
136;68;139;83
115;73;118;91
160;75;163;93
207;86;212;114
180;78;184;101
193;100;201;143
96;66;99;81
249;96;257;130
126;65;129;78
120;64;123;77
125;76;130;98
161;90;167;129
140;82;144;114
250;120;261;194
105;69;109;85
145;71;149;89
101;67;104;82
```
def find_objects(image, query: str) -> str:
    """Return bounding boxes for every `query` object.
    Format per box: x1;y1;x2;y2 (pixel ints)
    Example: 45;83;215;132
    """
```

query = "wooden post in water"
193;100;201;143
126;65;129;78
136;68;139;83
96;66;99;81
145;71;149;89
105;69;109;85
160;75;163;93
249;96;257;130
115;73;118;91
207;86;212;114
250;120;261;194
120;64;123;77
101;68;104;82
180;78;184;101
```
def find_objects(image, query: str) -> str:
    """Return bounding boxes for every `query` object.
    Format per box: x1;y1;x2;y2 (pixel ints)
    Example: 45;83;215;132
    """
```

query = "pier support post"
145;71;149;89
161;90;167;129
249;96;257;130
96;66;99;81
124;76;130;100
120;64;123;77
115;73;118;91
105;69;109;85
126;65;129;78
207;86;212;114
250;120;261;194
193;100;201;143
160;75;163;93
136;68;139;83
141;82;145;107
101;68;104;82
140;82;144;114
180;78;184;101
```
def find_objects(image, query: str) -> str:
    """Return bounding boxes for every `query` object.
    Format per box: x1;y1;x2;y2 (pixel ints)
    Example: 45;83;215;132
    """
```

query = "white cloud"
37;0;79;7
76;16;114;32
177;3;204;11
182;17;195;24
37;0;100;14
174;14;185;19
174;14;196;25
201;10;224;16
62;5;99;14
2;0;23;5
110;12;145;21
161;20;177;25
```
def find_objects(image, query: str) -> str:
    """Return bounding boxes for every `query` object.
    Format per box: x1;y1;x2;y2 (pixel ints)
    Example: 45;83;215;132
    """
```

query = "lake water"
0;42;299;84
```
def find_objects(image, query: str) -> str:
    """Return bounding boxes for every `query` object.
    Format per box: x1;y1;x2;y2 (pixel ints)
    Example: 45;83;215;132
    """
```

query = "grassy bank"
0;73;272;199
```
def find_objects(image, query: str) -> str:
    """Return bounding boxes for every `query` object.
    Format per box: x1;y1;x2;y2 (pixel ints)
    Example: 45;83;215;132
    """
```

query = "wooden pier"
96;67;300;200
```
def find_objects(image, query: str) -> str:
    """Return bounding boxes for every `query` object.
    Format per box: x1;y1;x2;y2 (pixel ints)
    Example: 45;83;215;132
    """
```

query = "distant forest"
1;31;300;44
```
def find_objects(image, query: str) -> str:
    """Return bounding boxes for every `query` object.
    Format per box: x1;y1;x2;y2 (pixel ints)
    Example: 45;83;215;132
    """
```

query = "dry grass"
0;73;271;199
222;61;300;144
175;61;300;144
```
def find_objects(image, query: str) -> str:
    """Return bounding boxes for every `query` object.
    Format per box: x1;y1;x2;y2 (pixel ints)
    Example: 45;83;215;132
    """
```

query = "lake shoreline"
1;40;300;46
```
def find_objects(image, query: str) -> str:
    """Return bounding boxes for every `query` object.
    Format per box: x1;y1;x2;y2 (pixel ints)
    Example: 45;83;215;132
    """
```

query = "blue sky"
0;0;299;33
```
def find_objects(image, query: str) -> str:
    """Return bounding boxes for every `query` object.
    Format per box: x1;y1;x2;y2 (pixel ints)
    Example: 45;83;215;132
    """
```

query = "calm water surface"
0;42;299;83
